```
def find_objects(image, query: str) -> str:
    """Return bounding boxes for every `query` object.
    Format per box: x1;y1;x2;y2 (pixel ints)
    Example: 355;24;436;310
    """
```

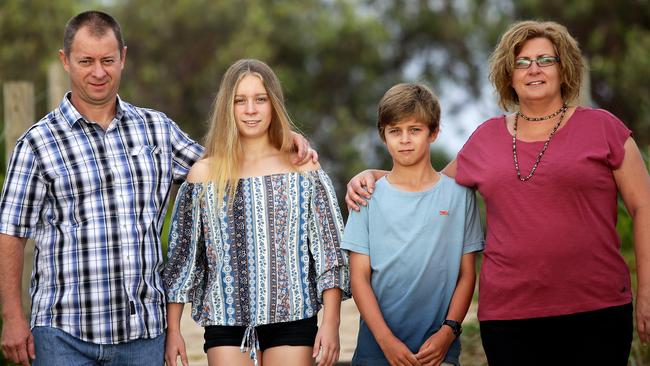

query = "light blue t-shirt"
342;175;484;366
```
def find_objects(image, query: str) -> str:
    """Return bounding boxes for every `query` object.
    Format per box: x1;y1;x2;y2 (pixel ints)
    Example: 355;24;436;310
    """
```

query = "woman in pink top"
345;21;650;365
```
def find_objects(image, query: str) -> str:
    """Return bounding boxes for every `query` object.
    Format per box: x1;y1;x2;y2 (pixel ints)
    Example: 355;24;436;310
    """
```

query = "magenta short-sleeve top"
457;107;633;321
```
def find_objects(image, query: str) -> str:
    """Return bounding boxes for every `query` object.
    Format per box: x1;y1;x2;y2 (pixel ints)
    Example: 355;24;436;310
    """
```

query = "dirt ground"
178;300;480;365
178;300;360;365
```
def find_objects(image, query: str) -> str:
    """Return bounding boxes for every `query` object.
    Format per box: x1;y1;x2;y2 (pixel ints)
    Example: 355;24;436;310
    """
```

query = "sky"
433;79;502;156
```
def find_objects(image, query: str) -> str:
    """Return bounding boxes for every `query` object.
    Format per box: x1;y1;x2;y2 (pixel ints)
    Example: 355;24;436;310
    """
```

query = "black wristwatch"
442;319;462;337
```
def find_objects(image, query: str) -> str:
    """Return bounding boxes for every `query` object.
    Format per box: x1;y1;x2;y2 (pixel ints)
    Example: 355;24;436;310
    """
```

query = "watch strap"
442;319;462;337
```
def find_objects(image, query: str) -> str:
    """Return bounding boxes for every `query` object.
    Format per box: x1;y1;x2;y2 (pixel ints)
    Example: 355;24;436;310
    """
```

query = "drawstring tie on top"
240;325;260;365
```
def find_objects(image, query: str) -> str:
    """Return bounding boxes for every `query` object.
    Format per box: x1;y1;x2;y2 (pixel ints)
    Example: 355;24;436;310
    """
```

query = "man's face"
59;26;126;112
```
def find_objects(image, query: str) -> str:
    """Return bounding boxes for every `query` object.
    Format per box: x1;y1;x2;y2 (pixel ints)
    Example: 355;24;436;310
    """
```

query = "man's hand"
290;131;318;165
1;315;35;366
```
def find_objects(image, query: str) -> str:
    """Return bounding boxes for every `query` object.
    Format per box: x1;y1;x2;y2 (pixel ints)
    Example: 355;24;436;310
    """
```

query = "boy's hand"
379;335;422;366
415;327;455;366
345;170;377;211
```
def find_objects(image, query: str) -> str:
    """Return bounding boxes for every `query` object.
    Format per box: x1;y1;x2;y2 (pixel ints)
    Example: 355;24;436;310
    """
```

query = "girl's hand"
164;329;188;366
313;320;340;366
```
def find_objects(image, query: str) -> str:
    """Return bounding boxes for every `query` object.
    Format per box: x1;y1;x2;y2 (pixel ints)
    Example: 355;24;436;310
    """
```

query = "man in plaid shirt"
0;10;314;366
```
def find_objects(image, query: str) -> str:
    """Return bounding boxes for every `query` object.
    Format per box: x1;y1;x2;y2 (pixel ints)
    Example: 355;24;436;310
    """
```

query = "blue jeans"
32;326;165;366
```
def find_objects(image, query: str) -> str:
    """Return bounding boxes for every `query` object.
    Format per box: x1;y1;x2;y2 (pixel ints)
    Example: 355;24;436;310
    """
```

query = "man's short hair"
63;10;125;57
377;83;441;141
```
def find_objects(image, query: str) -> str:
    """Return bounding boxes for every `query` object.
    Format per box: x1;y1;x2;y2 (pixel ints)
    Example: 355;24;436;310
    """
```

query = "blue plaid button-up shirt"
0;93;204;344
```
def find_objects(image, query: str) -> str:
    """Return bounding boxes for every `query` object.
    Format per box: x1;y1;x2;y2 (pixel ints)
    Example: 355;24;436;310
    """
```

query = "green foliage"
459;321;488;366
0;175;10;366
512;0;650;146
109;0;481;203
1;1;649;364
113;1;390;194
0;0;98;115
0;0;105;173
1;0;647;209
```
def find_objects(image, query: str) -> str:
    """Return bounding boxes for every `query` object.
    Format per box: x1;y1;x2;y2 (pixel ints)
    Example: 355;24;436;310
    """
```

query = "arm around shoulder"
441;159;457;178
345;169;388;211
295;158;321;173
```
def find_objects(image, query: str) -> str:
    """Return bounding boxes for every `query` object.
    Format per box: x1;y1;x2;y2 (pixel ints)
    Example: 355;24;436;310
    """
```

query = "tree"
0;0;97;168
512;0;650;146
111;0;498;204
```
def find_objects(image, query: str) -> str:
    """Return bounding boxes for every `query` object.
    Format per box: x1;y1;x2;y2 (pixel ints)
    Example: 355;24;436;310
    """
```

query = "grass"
459;320;489;366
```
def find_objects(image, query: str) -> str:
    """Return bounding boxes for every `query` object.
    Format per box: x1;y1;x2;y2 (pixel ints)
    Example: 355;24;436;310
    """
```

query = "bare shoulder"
186;158;211;183
292;154;321;173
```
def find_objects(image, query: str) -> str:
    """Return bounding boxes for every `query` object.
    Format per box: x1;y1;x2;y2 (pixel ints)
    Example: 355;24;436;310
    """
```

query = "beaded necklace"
516;103;567;122
512;104;568;182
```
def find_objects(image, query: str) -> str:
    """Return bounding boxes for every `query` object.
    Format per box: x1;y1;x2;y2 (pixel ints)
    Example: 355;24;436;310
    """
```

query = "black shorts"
203;316;318;352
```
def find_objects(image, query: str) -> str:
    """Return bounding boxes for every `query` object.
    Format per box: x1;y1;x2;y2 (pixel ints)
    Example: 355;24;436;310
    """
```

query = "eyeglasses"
514;56;560;69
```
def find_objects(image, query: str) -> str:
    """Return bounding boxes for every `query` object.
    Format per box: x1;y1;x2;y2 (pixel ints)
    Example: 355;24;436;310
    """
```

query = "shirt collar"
58;91;125;129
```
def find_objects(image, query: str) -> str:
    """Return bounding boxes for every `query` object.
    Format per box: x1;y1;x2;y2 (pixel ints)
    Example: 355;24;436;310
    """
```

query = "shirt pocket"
128;145;168;166
127;145;172;206
129;145;163;156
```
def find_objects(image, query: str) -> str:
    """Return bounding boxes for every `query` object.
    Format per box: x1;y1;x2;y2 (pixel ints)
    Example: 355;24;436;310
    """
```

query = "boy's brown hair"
377;83;440;141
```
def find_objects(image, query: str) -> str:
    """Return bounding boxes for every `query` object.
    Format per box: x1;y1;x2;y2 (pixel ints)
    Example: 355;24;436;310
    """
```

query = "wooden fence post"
3;82;36;317
48;60;67;110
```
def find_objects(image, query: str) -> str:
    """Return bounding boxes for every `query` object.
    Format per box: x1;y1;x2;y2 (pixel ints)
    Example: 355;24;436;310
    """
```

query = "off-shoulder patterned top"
163;169;350;329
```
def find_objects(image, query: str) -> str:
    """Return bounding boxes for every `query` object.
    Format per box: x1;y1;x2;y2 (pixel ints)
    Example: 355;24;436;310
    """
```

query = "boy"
341;83;484;366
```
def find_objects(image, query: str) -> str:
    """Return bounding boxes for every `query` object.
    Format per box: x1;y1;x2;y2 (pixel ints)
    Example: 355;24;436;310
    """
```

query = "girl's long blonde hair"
202;59;296;209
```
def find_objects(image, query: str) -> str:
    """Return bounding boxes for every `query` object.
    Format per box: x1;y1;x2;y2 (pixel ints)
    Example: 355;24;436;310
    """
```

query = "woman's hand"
164;329;188;366
313;319;340;366
345;170;386;211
